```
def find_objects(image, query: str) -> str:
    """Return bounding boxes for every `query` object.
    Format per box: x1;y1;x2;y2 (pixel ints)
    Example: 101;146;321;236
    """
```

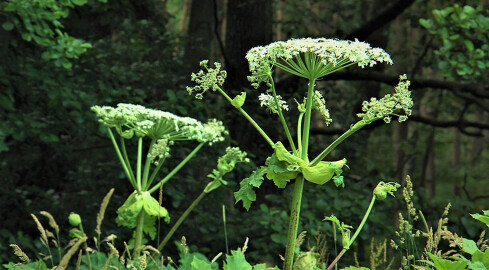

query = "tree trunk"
185;0;215;66
224;0;273;89
451;128;462;197
422;128;436;198
223;0;273;153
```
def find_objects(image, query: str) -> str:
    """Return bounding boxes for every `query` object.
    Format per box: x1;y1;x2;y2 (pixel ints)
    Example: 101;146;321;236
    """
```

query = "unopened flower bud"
68;212;81;226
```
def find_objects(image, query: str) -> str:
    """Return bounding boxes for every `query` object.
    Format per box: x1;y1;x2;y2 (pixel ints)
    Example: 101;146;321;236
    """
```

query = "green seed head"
68;212;82;226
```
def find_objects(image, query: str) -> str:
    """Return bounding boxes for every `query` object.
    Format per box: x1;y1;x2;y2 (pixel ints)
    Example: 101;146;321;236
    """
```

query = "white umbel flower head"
246;38;393;87
92;103;227;144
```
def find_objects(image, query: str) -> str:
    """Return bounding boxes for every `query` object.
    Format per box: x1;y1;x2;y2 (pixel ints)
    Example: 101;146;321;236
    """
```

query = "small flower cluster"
92;103;227;144
357;75;413;124
246;38;393;87
258;93;289;113
147;139;173;165
198;119;228;145
217;147;250;175
312;90;333;126
186;60;227;99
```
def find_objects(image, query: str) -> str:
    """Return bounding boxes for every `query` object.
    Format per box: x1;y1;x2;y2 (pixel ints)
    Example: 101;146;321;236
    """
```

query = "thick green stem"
326;195;377;270
146;156;165;189
133;209;145;258
283;175;305;270
120;137;136;184
301;79;316;160
297;113;304;156
148;142;205;194
310;120;366;166
216;86;275;148
136;137;143;192
283;79;316;270
142;140;156;190
269;76;297;155
107;128;136;189
157;191;206;251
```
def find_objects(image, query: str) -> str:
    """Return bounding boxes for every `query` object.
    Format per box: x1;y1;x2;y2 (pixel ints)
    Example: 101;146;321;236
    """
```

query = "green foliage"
234;169;265;211
420;4;489;80
426;252;469;270
1;0;100;68
423;211;489;269
115;191;170;239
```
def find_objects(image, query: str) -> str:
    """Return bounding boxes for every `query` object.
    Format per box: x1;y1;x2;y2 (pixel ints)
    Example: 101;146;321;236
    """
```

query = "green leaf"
341;267;370;270
301;159;347;185
71;0;88;6
69;228;85;239
274;141;304;165
2;22;14;31
253;263;267;270
116;192;143;229
191;257;214;270
140;191;170;222
231;92;246;108
223;249;252;270
468;261;486;270
62;58;72;69
427;252;469;270
234;169;265;211
323;215;341;227
419;18;433;30
471;212;489;225
115;191;170;232
462;238;479;255
263;153;298;188
465;40;475;51
472;248;489;267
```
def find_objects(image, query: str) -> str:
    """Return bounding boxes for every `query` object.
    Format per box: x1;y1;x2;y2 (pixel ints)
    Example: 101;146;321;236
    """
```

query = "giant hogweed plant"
91;104;248;258
187;38;413;269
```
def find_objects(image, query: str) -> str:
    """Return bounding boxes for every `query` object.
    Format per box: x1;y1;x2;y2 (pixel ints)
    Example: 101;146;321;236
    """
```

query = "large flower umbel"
246;38;393;87
91;103;227;144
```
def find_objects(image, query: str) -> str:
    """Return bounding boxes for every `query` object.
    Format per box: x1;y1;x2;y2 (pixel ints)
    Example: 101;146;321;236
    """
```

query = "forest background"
1;0;489;267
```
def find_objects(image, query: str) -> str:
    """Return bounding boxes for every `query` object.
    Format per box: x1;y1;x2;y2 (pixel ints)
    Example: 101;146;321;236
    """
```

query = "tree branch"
409;115;486;136
311;114;488;138
325;71;489;99
345;0;416;40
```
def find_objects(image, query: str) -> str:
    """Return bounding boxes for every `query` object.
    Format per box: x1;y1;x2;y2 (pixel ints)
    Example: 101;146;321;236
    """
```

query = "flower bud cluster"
312;90;332;126
186;60;227;99
357;75;413;124
147;138;173;165
258;93;289;114
217;147;250;175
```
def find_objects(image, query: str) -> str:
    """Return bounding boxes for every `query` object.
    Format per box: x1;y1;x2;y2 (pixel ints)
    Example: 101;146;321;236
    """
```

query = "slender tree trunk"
421;128;436;198
224;0;273;89
185;0;214;65
451;128;462;197
178;0;192;33
224;0;273;152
